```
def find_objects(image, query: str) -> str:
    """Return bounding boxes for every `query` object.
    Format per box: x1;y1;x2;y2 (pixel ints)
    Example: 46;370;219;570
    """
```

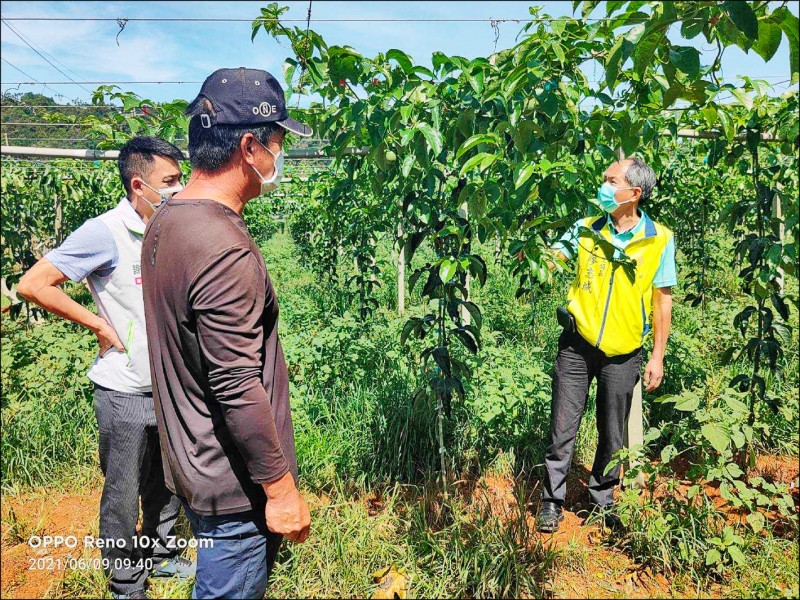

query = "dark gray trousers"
542;331;642;508
94;385;182;595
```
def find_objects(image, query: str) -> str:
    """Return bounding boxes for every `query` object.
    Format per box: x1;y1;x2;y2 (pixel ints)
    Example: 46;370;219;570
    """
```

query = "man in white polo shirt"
18;137;194;599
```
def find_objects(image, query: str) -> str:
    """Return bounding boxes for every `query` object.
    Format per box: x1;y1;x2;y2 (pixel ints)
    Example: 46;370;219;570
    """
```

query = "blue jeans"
180;500;283;599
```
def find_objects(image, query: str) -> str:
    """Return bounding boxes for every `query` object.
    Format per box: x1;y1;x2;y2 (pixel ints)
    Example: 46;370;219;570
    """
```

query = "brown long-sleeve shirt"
141;198;296;516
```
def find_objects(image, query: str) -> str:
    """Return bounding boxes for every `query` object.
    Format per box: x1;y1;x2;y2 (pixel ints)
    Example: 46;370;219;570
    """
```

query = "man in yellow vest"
537;157;676;533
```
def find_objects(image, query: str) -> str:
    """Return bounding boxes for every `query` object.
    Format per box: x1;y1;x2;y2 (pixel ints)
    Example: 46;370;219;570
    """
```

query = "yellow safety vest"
566;213;672;357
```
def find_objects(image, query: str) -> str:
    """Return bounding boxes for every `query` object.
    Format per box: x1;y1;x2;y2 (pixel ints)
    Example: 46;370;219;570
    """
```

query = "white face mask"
251;139;284;196
141;182;183;211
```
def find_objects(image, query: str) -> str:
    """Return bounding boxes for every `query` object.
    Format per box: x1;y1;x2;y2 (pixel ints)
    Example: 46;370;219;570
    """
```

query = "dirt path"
2;489;103;599
472;472;696;599
3;455;797;600
3;483;677;600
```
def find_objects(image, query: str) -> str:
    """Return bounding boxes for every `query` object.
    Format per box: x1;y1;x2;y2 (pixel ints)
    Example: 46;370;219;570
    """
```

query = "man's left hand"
643;357;664;392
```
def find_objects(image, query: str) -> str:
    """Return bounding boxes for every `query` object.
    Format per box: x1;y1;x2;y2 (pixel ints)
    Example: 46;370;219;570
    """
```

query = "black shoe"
537;501;564;533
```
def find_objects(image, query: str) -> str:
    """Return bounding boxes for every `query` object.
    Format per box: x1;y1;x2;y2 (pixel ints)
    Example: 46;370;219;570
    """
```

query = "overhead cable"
1;20;93;94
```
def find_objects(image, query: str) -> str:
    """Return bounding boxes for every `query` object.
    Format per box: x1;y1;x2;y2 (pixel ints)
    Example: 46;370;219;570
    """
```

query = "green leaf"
552;42;566;65
746;512;765;533
460;301;483;329
513;120;539;153
282;60;297;88
408;268;425;293
724;1;759;40
452;327;479;354
632;30;665;77
515;164;536;189
673;393;700;412
431;347;451;376
417;123;443;156
400;320;416;345
456;134;499;159
459;152;498;177
251;19;262;42
772;8;799;81
439;259;458;284
411;65;435;79
727;545;747;566
467;68;484;95
124;116;142;135
386;49;413;74
753;18;782;62
732;88;754;110
701;423;731;453
705;549;722;566
431;51;450;75
327;46;364;84
662;84;683;109
660;444;677;463
771;292;790;321
702;106;718;127
681;17;706;39
467;254;488;286
401;154;415;178
537;90;558;117
468;188;487;218
669;46;701;76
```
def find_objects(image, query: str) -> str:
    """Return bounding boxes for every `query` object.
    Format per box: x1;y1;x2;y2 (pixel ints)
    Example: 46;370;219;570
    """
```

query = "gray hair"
622;157;657;203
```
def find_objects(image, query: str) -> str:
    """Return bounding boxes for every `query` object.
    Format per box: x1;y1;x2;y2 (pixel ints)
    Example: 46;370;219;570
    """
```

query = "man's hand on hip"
643;357;664;392
263;471;311;543
91;316;125;357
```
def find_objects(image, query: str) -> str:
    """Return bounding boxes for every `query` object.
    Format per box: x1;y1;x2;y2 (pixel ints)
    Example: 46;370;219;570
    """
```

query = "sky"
1;0;797;107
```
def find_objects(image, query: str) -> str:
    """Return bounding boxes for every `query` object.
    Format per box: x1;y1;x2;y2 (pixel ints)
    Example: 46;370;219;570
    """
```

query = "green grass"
726;533;800;599
35;480;557;599
1;317;99;493
2;229;798;599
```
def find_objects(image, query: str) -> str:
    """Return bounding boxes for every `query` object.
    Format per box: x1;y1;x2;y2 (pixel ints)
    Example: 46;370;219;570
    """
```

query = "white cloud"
2;17;182;81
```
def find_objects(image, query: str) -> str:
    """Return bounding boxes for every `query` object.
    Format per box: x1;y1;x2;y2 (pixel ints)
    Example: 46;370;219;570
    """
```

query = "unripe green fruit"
385;150;397;162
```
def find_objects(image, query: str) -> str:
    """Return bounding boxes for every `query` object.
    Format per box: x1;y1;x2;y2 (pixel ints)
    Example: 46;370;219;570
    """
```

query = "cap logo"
253;102;277;117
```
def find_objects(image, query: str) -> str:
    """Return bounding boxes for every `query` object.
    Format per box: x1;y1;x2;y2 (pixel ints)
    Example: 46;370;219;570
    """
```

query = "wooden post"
624;381;647;490
397;222;405;314
369;235;377;283
458;200;470;325
773;190;785;294
616;145;645;489
53;193;63;245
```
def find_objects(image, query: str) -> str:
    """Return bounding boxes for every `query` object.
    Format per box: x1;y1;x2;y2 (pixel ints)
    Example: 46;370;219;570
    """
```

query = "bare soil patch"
1;489;102;599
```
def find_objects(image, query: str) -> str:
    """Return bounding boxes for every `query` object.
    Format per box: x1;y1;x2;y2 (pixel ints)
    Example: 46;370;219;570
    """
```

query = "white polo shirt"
46;199;152;393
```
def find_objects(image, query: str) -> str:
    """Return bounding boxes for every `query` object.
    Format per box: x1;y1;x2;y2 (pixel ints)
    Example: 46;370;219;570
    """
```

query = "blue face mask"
597;182;635;213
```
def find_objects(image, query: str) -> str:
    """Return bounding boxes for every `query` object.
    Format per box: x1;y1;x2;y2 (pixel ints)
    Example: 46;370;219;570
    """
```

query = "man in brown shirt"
141;67;312;599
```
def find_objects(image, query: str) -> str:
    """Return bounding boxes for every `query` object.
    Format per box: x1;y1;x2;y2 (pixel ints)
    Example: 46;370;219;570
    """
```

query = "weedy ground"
2;232;798;599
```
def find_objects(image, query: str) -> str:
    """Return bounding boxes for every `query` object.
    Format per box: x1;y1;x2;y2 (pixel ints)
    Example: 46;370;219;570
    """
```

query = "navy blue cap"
194;67;312;137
